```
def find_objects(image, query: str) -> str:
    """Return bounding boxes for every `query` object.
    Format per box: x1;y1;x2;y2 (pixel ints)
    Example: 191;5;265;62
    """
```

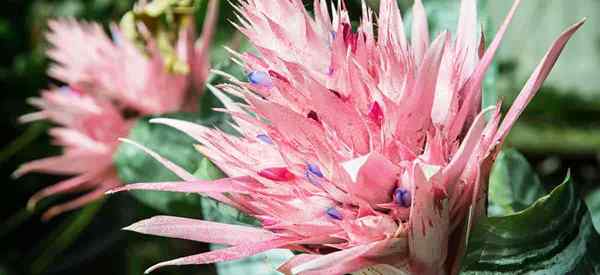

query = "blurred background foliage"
1;0;600;275
1;1;223;275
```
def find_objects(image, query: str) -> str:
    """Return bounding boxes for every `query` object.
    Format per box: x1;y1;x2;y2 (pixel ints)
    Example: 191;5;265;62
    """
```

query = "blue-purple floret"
326;207;343;220
247;71;273;87
394;187;411;208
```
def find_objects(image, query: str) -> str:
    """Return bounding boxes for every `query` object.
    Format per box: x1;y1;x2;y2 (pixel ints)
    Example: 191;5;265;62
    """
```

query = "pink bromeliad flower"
45;0;218;114
15;0;219;220
15;88;129;220
111;0;584;274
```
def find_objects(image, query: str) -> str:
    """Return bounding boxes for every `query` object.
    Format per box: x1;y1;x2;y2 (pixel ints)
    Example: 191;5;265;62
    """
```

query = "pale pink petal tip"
105;186;123;195
494;18;586;142
123;216;275;246
12;168;24;179
143;238;292;273
123;217;156;232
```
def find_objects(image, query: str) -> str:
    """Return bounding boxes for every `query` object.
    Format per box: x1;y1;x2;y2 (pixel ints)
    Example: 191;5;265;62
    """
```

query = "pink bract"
15;0;219;220
112;0;584;274
15;89;128;220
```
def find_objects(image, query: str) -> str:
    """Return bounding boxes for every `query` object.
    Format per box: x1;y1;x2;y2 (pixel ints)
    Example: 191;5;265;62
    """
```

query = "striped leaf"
462;175;600;274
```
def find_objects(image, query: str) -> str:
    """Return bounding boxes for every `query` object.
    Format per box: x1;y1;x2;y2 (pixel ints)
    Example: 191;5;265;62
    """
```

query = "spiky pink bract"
15;88;128;220
113;0;584;274
16;0;219;220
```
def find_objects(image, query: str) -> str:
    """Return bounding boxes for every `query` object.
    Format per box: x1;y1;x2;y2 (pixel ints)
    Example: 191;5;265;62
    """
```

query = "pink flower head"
15;87;129;220
45;0;219;114
15;0;220;219
113;0;584;274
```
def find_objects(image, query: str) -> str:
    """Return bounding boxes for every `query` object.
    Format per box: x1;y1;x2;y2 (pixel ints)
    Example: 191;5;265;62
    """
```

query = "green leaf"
488;149;546;216
194;155;226;181
30;200;104;275
585;188;600;234
114;112;218;216
0;122;49;164
462;175;600;274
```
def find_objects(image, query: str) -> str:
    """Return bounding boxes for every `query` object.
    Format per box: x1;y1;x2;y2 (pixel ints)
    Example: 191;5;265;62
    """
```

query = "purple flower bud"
248;71;273;88
307;164;323;178
58;86;73;95
256;134;273;144
394;187;411;208
305;170;319;186
58;86;81;97
326;207;343;220
112;31;122;46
